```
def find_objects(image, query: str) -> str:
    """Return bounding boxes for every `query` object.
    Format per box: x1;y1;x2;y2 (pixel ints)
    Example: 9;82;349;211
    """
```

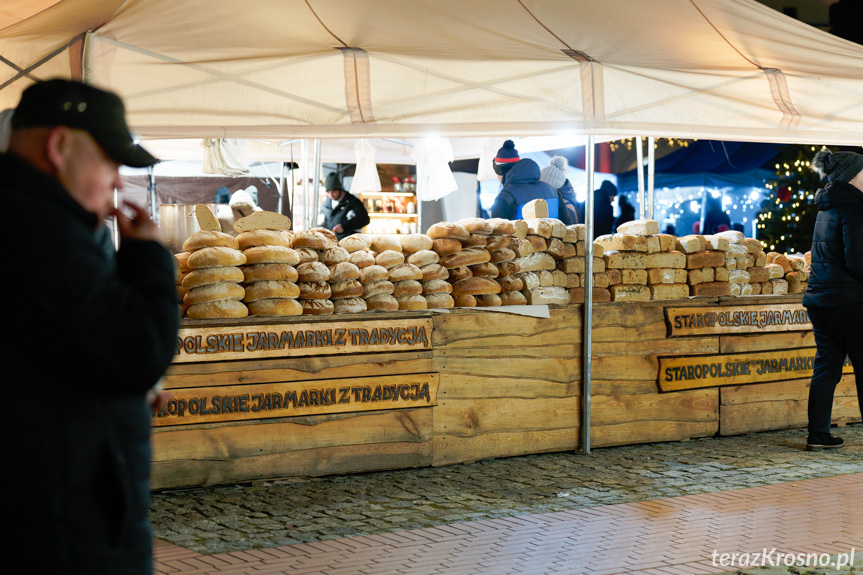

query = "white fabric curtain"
350;139;382;193
411;137;458;202
201;139;248;176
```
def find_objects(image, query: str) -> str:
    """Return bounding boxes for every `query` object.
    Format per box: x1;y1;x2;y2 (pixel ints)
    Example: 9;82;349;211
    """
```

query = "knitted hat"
324;171;343;191
812;150;863;183
492;139;520;177
599;180;618;196
540;156;567;190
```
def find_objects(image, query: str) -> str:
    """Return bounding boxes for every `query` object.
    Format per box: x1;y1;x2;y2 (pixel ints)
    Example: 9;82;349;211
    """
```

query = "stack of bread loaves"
370;235;425;310
175;252;192;316
320;241;365;314
764;250;810;295
400;233;453;309
484;218;529;306
429;221;500;307
708;231;765;296
180;230;248;318
670;233;728;297
455;218;503;307
236;228;302;316
343;234;396;312
561;224;612;303
511;218;570;305
292;228;336;315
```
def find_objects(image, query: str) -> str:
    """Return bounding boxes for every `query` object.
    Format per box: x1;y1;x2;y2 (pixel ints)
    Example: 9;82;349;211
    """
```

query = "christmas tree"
755;144;827;255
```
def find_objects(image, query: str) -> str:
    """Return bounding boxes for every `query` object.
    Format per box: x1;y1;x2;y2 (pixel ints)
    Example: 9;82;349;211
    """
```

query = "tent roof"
2;0;863;145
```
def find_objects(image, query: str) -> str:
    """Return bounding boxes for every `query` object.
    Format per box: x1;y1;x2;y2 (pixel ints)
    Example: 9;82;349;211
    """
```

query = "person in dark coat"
702;196;731;235
540;155;578;224
802;149;863;451
592;180;617;238
613;194;635;232
0;79;179;574
490;141;573;224
319;171;370;240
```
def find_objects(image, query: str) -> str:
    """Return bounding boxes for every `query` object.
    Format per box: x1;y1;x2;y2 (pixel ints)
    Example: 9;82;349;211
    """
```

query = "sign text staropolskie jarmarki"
666;304;811;337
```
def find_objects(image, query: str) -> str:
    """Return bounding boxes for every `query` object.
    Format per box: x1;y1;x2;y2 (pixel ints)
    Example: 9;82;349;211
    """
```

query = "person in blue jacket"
490;140;573;224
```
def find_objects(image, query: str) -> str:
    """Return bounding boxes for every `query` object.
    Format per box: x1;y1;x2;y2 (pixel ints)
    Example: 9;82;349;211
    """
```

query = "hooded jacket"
802;181;863;308
321;190;370;240
0;152;179;574
490;159;574;224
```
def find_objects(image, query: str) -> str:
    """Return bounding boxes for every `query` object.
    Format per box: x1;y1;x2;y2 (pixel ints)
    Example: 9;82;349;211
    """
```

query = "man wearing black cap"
0;79;179;574
319;171;370;240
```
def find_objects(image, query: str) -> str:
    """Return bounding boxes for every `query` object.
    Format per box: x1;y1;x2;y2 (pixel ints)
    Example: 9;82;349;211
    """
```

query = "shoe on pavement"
806;432;844;451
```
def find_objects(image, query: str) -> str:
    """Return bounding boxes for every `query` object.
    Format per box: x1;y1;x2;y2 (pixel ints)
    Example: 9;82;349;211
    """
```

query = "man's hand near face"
112;200;162;243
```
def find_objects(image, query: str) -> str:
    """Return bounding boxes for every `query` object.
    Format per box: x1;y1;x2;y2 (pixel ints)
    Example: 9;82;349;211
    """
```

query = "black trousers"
807;305;863;433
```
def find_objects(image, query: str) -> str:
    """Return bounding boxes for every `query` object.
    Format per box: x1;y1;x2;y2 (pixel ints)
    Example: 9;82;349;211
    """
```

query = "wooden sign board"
173;318;432;363
152;372;439;427
658;347;852;392
666;304;811;337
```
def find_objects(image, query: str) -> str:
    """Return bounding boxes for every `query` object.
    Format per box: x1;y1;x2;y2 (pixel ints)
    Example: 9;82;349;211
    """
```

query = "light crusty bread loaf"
747;267;770;283
616;219;659;236
485;235;511;252
294;247;319;264
543;218;566;239
292;230;330;249
399;234;434;254
392;279;423;297
470;261;499;278
319;247;350;266
302;299;334;315
175;252;192;272
349;250;375;269
448;266;473;281
451;277;501;296
396;294;427;310
524;218;553;238
330;280;364;299
645;251;686;269
187;247;247;269
424;293;455;309
685;251;725;269
421;279;453;295
194;204;221;232
675;235;707;254
184;282;245;305
462;234;488;248
183;230;240;252
243;280;300;302
298;281;332;299
545;238;565;259
521;199;548;219
339;234;372;253
490;248;516;264
247;298;303;316
476;293;502;307
512;252;556;273
487;219;516;235
333;297;367;314
431;238;462;257
371;235;403;253
567;224;586;242
376;250;406;269
329;261;361;282
407;250;439;267
186;299;249;319
604;251;646;269
360;265;389;284
243;245;300;265
595;234;648;253
182;266;244;290
741;238;763;254
609;284;650;302
237;229;289;250
388;263;423;282
702;235;730;252
715;230;745;244
365;294;399;311
232;211;291;232
420;263;449;281
649;284;690;300
426;222;469;241
496;260;521;277
279;230;295;246
297;261;331;282
243;264;300;283
766;263;785;279
456;218;493;236
647;268;688;285
362;280;395;297
526;235;547;253
497;276;524;292
524;286;570;305
499;291;527;306
439;247;491;269
714;267;730;282
453;294;477;307
728;269;751;284
311;227;338;246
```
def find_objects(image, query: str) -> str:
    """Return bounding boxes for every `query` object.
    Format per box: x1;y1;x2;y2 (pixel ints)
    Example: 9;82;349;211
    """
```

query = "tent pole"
636;137;645;219
278;161;286;215
312;139;323;228
581;135;595;455
147;165;157;221
301;140;309;230
647;137;655;220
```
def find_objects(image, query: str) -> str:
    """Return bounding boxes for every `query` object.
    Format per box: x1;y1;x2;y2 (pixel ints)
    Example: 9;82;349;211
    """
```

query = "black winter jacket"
0;153;179;574
802;181;863;308
490;159;574;225
321;191;370;240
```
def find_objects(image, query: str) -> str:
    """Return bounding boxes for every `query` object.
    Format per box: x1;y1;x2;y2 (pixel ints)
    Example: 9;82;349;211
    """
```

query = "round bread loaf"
302;299;334;315
448;266;473;281
175;252;192;272
439;247;491;269
187;246;247;269
320;246;349;266
362;280;394;298
329;261;361;282
485;235;510;252
420;263;449;281
312;227;339;247
496;260;521;278
279;230;295;246
177;270;190;286
182;266;244;290
396;294;427;310
243;263;299;283
298;281;332;299
243;280;300;302
371;235;402;253
237;229;289;250
248;298;303;316
392;279;422;297
243;245;300;265
421;279;452;295
499;291;528;306
407;250;439;267
295;247;319;264
365;294;399;311
476;293;502;307
330;279;363;299
424;293;455;309
451;277;501;296
388;263;423;282
470;262;500;278
461;234;488;248
487;218;516;235
349;250;375;269
453;294;477;307
375;250;405;269
292;230;329;249
497;276;524;292
297;261;331;282
490;248;516;264
399;233;433;254
333;297;367;314
184;282;245;305
431;238;462;257
183;230;240;252
427;222;469;241
176;284;188;299
186;299;249;319
456;217;493;236
339;234;372;253
360;264;389;284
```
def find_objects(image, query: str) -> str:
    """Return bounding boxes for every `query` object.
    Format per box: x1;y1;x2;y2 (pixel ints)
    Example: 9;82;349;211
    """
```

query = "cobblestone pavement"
151;424;863;557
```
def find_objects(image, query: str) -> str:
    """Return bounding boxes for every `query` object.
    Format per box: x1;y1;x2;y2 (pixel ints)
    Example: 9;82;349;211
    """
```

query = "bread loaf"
175;252;192;272
399;234;434;254
360;264;389;284
521;199;548;219
604;251;646;269
524;286;570;305
609;284;650;302
243;245;300;265
647;268;688;285
523;218;552;238
489;248;516;264
456;217;493;236
453;294;477;307
470;261;499;278
702;235;730;252
232;210;291;232
486;219;516;235
376;250;406;269
476;293;502;307
407;250;439;267
690;282;731;296
496;260;521;277
645;251;686;269
545;238;565;259
187;246;247;269
421;279;453;295
292;230;330;249
388;263;423;282
182;266;244;290
448;266;473;281
439;247;491;269
339;234;372;253
650;284;689;300
512;252;555;273
194;204;221;232
595;234;648;253
675;235;707;254
424;293;455;309
685;250;725;269
568;287;612;303
237;229;289;249
451;277;501;296
371;235;403;253
497;276;524;292
333;297;367;314
426;222;469;241
242;263;299;284
396;294;428;310
183;230;240;252
616;219;659;236
349;250;375;269
365;294;399;311
319;246;350;266
247;298;303;316
329;261;361;282
298;281;332;299
431;238;462;257
186;299;249;319
330;279;364;299
184;282;245;305
515;271;540;290
392;279;423;296
499;291;527;306
362;280;395;297
420;263;449;281
461;234;488;248
302;299;334;315
297;261;331;282
526;235;547;253
294;247;319;264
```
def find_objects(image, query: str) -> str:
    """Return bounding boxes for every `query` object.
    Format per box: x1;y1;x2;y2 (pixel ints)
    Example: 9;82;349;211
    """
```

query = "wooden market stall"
152;294;858;490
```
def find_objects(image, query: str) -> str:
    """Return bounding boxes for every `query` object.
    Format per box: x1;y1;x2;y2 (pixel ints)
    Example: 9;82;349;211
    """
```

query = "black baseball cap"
11;78;158;168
